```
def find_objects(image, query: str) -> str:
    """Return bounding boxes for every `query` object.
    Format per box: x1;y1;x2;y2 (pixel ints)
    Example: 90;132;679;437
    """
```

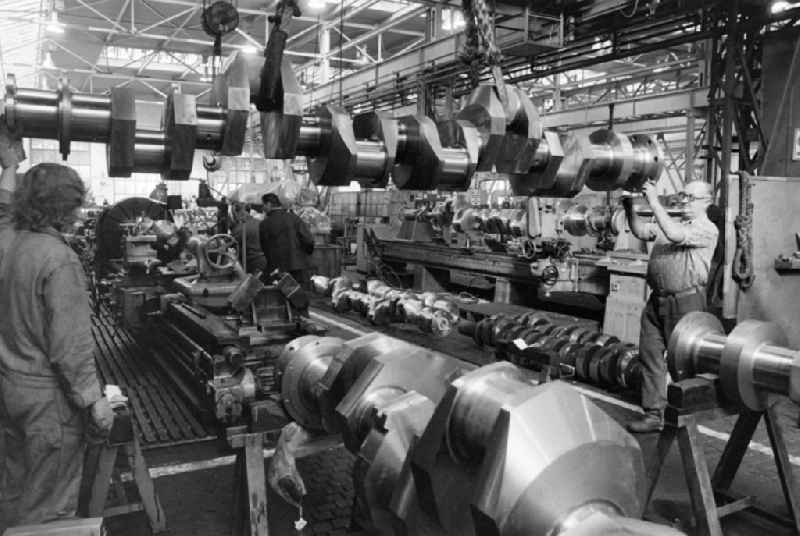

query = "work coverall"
0;226;102;531
639;216;718;411
233;215;267;274
258;208;315;289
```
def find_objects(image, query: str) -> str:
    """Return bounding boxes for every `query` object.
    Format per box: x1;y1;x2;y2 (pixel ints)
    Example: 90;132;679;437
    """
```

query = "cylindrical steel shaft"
668;312;800;410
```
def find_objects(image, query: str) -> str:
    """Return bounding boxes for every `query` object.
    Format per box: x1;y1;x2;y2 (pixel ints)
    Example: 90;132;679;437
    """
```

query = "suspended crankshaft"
2;54;663;196
275;333;682;536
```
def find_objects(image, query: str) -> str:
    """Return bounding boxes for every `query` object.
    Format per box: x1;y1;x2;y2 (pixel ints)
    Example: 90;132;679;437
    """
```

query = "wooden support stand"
230;430;271;536
644;375;800;535
79;407;166;533
227;424;344;536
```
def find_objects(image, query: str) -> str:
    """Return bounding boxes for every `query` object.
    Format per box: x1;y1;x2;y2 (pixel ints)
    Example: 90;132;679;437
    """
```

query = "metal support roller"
668;312;800;411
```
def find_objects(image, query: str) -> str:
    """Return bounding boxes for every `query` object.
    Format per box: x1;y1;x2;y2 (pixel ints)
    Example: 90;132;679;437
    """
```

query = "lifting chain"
732;170;755;289
459;0;507;105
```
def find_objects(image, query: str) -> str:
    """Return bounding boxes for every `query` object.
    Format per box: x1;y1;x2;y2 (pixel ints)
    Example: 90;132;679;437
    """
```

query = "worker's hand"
87;396;115;440
642;180;659;202
0;121;25;169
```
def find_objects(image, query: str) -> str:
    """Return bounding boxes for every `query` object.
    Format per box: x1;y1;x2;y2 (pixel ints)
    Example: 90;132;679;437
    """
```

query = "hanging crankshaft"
2;55;663;196
275;333;683;536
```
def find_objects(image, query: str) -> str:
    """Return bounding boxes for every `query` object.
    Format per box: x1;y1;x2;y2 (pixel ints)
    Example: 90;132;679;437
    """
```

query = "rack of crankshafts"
460;311;644;392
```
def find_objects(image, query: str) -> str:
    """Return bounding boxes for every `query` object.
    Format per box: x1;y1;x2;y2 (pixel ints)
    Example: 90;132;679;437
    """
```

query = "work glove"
87;396;115;442
268;422;309;507
0;121;25;169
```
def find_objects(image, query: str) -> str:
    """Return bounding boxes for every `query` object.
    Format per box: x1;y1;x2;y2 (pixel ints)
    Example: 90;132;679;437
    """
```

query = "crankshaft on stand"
669;312;800;411
274;333;683;536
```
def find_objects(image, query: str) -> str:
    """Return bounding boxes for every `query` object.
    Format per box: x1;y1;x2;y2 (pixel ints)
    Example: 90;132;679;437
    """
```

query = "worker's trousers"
0;366;87;532
638;289;706;412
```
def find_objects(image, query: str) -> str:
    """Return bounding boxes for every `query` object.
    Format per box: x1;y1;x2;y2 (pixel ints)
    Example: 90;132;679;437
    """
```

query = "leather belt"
0;361;60;387
653;286;703;299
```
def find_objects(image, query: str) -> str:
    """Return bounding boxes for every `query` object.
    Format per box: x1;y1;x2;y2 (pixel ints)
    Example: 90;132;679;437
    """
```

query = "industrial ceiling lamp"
307;0;326;12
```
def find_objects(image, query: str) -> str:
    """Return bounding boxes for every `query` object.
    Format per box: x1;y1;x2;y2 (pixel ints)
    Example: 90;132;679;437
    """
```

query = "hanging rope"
732;170;755;289
459;0;506;104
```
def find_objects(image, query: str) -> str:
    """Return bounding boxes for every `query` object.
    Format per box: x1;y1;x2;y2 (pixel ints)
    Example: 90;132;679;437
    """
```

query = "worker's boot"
626;409;663;433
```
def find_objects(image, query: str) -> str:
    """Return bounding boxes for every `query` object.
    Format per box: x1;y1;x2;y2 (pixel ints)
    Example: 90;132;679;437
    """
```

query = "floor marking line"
148;439;344;479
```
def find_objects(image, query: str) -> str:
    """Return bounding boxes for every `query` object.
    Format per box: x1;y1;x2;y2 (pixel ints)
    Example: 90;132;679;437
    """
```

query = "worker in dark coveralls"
0;163;114;531
623;180;718;432
232;203;267;274
259;193;315;289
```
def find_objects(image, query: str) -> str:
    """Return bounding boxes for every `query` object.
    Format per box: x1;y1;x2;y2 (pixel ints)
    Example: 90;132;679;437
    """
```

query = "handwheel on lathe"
204;234;239;270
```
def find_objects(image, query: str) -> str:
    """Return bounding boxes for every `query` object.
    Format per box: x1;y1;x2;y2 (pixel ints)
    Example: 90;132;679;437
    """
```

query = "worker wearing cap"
623;180;719;433
0;163;114;531
258;193;315;289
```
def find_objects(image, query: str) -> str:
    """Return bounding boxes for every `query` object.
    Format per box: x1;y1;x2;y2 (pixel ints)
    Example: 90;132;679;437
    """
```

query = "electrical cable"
620;0;640;18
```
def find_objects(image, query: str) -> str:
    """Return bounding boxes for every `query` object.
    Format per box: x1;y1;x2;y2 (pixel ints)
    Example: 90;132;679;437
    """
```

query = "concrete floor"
105;306;800;536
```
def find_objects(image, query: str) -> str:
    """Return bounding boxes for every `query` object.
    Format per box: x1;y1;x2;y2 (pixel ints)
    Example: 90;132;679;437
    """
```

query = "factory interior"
3;0;800;535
